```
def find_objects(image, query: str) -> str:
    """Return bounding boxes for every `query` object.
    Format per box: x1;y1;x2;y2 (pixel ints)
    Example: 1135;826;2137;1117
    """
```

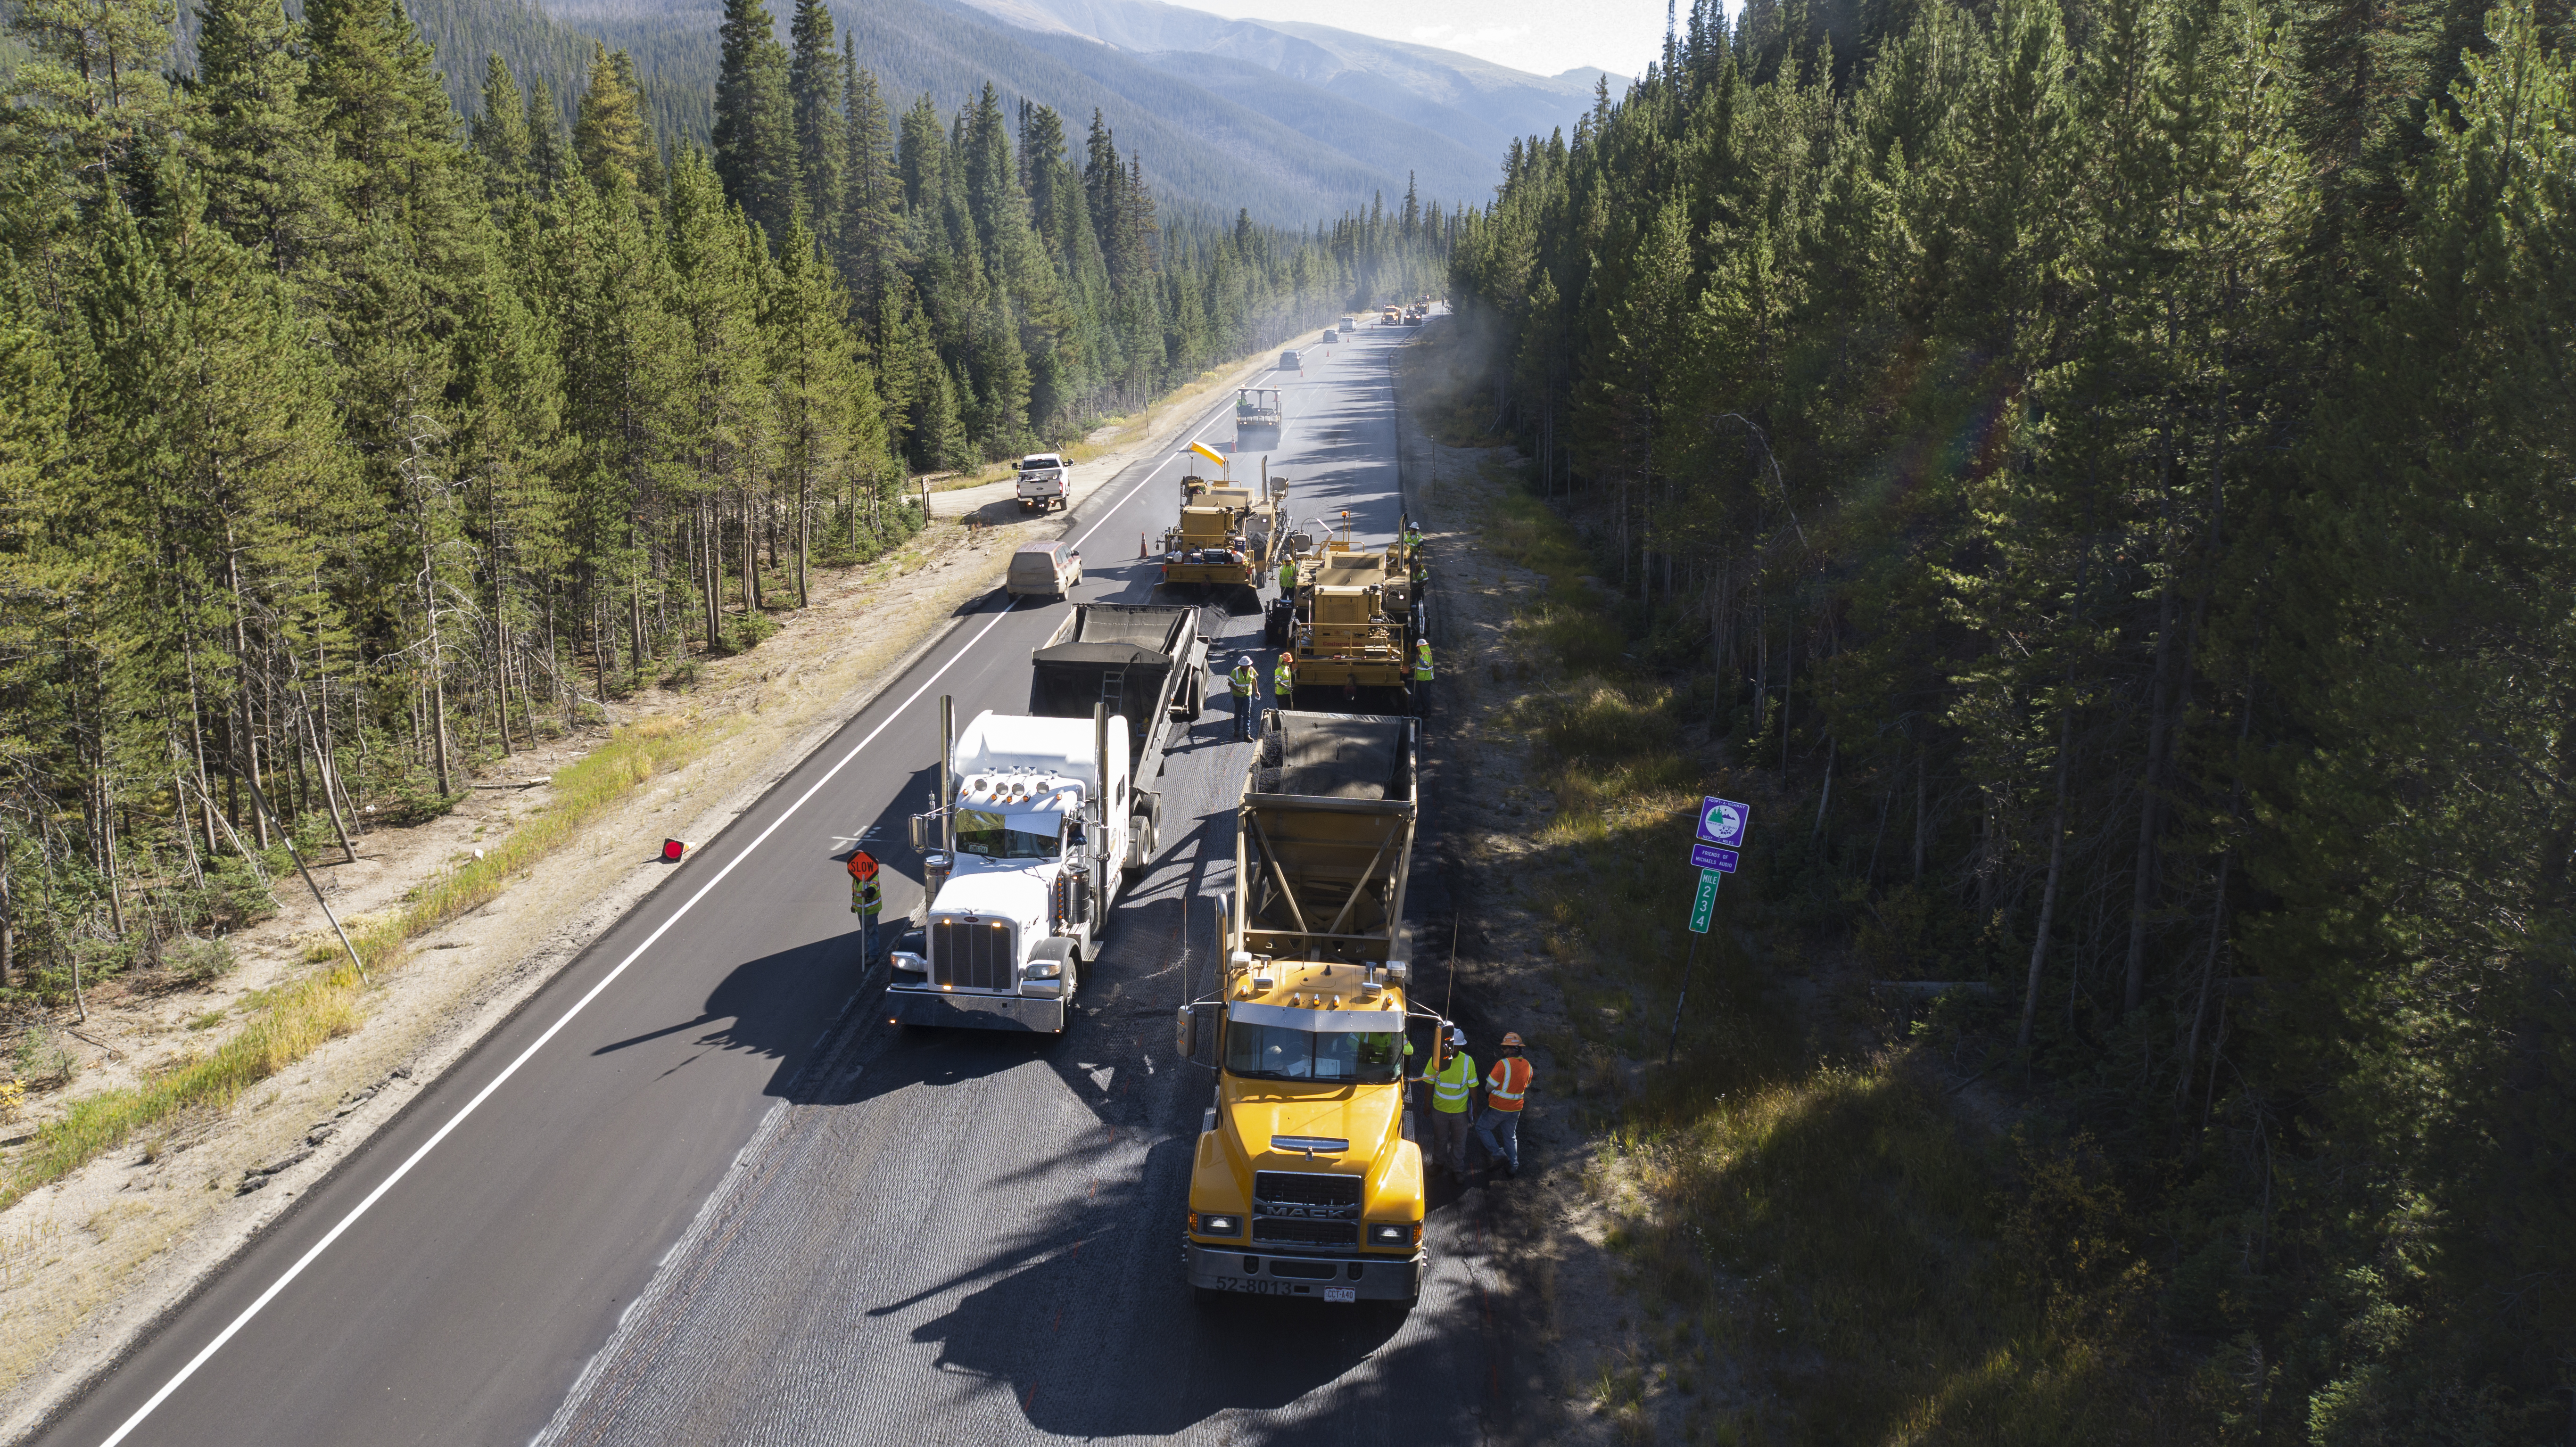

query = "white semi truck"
889;699;1134;1033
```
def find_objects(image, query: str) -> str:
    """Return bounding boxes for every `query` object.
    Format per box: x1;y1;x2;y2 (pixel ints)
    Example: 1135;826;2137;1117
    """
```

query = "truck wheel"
1127;812;1156;866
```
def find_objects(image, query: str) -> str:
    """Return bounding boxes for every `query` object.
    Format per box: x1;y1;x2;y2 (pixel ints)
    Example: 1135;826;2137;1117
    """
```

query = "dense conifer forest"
0;0;1447;997
1449;0;2573;1432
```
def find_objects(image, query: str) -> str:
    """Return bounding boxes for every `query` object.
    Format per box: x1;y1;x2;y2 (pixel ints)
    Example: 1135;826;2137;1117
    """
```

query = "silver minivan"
1006;541;1082;599
1279;349;1302;370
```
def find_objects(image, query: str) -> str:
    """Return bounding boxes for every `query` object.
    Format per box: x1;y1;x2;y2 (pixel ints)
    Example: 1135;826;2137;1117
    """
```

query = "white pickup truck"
1016;452;1071;512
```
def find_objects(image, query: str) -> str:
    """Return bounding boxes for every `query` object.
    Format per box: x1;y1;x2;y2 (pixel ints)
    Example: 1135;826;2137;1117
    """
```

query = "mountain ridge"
393;0;1590;222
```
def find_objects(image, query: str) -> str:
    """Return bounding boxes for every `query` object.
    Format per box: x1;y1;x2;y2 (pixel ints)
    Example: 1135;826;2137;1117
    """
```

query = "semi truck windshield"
954;809;1059;860
1224;1023;1403;1084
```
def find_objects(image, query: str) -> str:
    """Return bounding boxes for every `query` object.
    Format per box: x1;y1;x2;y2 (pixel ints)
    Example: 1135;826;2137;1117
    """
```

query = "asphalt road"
36;314;1515;1447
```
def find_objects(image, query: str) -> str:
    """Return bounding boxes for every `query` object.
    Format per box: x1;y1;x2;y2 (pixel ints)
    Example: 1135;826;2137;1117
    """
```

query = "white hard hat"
1448;1026;1466;1047
1238;653;1254;666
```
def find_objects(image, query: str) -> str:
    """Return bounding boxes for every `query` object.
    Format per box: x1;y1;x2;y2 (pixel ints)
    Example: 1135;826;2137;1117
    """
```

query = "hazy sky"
1188;0;1679;82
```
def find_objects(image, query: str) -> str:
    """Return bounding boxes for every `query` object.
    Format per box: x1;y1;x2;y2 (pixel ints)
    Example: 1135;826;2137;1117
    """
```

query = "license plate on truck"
1323;1288;1356;1304
1214;1276;1298;1296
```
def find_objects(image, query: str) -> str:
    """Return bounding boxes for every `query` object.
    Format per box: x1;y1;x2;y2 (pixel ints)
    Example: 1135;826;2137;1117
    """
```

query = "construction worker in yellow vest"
847;851;884;964
1475;1031;1533;1178
1417;1026;1476;1176
1228;654;1258;741
1413;640;1434;685
1276;555;1297;594
1273;654;1294;710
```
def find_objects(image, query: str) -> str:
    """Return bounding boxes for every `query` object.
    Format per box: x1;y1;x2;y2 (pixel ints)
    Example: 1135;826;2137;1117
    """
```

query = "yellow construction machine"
1265;512;1425;714
1157;458;1285;614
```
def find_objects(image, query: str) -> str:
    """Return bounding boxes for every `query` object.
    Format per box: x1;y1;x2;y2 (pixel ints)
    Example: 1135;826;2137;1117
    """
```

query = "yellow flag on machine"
1189;442;1228;469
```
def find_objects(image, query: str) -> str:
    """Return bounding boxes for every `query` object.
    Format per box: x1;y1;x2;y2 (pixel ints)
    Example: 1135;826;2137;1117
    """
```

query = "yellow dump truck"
1157;466;1284;613
1265;515;1424;713
1177;709;1425;1309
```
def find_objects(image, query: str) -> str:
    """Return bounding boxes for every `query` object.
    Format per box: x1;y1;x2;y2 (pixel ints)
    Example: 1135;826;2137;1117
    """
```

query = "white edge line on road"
94;409;1222;1447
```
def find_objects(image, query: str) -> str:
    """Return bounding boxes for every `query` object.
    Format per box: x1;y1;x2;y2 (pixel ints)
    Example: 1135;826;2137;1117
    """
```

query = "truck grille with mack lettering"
931;918;1016;991
1251;1171;1362;1249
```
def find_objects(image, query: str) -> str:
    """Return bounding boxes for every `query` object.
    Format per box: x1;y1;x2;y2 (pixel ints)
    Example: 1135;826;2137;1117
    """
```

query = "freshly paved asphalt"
36;315;1513;1447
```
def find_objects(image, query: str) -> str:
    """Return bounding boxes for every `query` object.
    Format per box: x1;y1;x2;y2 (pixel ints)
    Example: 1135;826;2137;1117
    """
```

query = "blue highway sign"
1690;844;1740;874
1696;796;1750;849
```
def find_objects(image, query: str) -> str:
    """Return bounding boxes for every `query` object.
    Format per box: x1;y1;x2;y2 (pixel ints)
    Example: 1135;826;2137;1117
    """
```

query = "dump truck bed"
1236;711;1417;967
1030;604;1202;776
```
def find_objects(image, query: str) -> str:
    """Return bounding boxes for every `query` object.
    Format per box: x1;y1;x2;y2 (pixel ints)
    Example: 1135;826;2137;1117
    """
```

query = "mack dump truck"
888;699;1138;1034
1265;516;1425;714
1177;709;1427;1308
1158;466;1285;612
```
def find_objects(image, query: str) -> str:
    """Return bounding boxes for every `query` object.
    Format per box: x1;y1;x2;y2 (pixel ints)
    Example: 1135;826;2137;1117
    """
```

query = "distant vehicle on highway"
1321;329;1338;344
1004;541;1081;599
1279;348;1302;370
1015;452;1069;512
1235;386;1283;451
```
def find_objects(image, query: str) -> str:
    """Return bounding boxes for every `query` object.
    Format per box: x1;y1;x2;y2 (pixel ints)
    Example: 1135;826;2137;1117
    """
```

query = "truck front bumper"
1184;1241;1423;1302
886;985;1066;1033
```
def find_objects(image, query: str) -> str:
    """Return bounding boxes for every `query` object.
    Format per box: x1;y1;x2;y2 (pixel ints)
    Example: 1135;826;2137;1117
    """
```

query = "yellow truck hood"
1224;1085;1401;1165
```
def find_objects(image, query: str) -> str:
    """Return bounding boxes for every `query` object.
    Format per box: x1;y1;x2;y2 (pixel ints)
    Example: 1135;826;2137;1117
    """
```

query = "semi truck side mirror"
908;814;928;852
1175;1004;1197;1058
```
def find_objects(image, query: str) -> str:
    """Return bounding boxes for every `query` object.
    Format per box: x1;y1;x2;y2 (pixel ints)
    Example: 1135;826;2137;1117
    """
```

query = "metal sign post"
1668;799;1752;1065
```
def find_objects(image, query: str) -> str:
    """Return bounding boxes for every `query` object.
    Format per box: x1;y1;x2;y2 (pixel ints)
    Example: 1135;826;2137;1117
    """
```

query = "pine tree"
666;148;773;634
786;0;842;248
2;0;180;198
834;42;902;317
712;0;799;246
190;0;342;271
471;53;533;201
525;74;569;198
574;43;651;202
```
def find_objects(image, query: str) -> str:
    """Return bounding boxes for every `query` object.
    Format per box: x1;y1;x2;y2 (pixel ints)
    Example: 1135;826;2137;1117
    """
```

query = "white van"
1007;542;1082;599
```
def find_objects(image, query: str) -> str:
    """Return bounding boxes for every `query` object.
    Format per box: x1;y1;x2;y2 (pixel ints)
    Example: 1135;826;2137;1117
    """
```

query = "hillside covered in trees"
1449;0;2573;1433
0;0;1445;1005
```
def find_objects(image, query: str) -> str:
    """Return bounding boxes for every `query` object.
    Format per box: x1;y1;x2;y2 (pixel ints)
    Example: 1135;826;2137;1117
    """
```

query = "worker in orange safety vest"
1474;1031;1533;1178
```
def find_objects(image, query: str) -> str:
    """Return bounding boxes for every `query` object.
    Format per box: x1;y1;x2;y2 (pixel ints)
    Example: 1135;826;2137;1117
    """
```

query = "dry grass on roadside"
1;717;727;1213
